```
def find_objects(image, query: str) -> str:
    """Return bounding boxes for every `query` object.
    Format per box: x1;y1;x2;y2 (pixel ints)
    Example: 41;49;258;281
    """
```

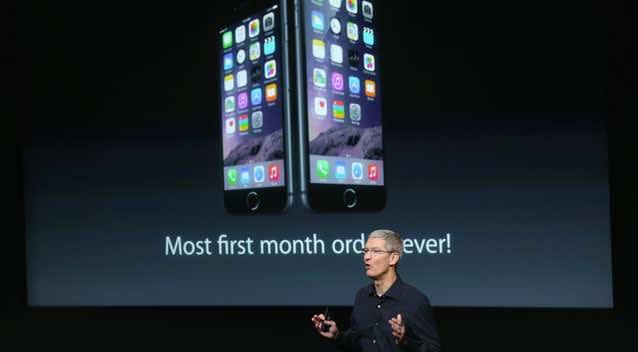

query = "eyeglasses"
362;248;395;256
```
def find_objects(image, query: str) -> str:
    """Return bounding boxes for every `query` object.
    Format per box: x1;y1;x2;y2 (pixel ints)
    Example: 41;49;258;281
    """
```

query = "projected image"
21;0;612;308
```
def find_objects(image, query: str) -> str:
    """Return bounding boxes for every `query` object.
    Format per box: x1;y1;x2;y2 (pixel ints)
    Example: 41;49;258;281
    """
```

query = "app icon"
224;96;235;112
249;19;260;38
268;164;279;181
348;49;360;67
368;163;378;180
347;0;358;14
237;92;248;109
251;66;262;83
251;111;263;129
335;161;346;179
362;1;373;19
312;39;325;59
251;87;262;105
314;97;327;116
313;68;327;88
239;114;249;132
349;76;360;94
240;168;251;185
347;22;358;41
331;72;344;91
238;92;248;109
263;12;275;32
330;44;343;64
264;59;277;79
225;117;236;134
223;53;233;70
235;25;246;44
312;11;325;32
330;0;342;8
352;162;363;180
237;69;247;88
333;100;345;119
317;159;330;179
349;103;361;121
364;53;375;71
330;17;342;35
266;83;277;102
365;79;376;97
224;74;234;92
253;165;265;183
264;36;276;55
227;168;238;185
363;27;374;46
222;31;232;49
250;42;261;61
236;49;246;64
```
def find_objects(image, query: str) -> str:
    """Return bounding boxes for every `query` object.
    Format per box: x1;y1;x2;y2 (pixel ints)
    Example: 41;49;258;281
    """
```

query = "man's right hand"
311;313;339;339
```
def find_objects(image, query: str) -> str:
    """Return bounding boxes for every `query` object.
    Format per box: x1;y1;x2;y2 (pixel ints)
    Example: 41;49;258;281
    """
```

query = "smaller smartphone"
218;0;293;214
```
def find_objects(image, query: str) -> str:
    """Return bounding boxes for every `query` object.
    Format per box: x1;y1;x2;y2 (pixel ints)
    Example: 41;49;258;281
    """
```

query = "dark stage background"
9;0;636;350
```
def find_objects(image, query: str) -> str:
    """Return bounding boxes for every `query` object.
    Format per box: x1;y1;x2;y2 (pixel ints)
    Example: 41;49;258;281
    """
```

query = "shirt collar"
367;276;403;300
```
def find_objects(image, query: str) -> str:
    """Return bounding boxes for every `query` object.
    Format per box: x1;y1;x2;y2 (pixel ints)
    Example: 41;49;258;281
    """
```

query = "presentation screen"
22;0;612;308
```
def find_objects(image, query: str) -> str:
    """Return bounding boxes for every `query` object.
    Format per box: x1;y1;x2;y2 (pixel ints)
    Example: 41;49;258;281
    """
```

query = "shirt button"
372;339;377;344
377;304;381;309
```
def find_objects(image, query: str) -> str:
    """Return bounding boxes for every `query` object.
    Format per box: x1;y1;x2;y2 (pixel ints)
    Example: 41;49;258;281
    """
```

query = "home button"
343;188;357;208
246;192;260;211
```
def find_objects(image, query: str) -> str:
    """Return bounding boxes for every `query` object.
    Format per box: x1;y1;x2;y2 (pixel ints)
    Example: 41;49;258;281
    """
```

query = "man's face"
363;238;397;279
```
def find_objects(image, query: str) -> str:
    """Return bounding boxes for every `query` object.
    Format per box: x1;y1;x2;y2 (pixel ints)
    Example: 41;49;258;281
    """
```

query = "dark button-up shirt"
336;277;440;352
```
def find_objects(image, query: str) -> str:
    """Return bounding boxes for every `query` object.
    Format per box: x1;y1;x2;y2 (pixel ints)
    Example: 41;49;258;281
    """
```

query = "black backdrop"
9;0;636;350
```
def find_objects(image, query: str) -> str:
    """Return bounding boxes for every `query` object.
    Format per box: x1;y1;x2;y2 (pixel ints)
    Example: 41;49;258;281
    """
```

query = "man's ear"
389;252;400;266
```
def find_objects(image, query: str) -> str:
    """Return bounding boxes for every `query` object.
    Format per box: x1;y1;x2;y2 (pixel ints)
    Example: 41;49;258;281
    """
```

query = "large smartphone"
294;0;385;211
218;0;293;213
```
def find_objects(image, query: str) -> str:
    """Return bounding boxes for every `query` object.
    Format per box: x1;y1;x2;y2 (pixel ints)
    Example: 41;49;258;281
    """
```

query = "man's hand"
389;313;406;345
311;313;340;340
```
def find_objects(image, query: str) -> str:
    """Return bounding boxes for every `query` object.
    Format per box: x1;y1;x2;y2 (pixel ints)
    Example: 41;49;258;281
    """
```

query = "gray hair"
368;229;403;256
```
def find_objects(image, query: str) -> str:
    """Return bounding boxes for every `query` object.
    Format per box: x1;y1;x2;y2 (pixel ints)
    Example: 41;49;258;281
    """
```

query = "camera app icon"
362;1;373;19
263;12;275;32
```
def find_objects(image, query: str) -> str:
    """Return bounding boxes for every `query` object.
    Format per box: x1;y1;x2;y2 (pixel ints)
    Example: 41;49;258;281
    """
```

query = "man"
311;229;441;351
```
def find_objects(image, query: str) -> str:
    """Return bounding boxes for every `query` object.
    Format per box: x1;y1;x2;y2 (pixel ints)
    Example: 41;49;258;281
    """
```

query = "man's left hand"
389;313;406;345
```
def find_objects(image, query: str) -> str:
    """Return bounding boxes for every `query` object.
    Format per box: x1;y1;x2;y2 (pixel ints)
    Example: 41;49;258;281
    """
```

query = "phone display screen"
302;0;384;186
220;4;286;191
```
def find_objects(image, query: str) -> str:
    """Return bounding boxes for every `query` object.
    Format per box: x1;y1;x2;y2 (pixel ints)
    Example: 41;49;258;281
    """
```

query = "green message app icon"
227;168;238;185
222;31;233;49
316;159;330;179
